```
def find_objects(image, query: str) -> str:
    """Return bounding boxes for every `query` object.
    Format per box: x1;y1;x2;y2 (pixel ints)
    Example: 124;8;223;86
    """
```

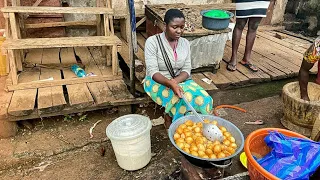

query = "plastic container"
282;82;320;136
244;128;307;180
71;64;86;77
169;114;244;168
106;114;152;171
200;9;234;30
0;37;7;76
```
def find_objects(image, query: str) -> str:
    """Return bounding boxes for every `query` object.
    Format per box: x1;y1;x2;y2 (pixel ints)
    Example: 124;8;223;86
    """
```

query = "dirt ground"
0;95;287;180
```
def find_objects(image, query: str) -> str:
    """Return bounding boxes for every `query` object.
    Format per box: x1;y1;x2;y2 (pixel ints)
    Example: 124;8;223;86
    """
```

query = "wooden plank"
25;20;96;29
192;73;218;91
137;33;146;50
257;31;306;54
255;32;317;74
106;80;134;100
106;0;114;34
227;39;291;79
118;35;145;82
7;71;121;91
2;36;122;50
0;78;13;120
5;96;151;121
38;69;66;113
25;49;43;64
248;33;302;72
8;13;20;39
75;47;115;106
202;72;231;89
38;48;66;114
223;45;268;83
33;0;43;6
88;47;121;77
264;31;311;49
219;61;250;85
104;14;110;36
8;69;39;116
136;17;146;28
112;45;119;75
276;29;315;42
7;50;18;85
8;12;23;72
1;6;114;15
60;47;94;109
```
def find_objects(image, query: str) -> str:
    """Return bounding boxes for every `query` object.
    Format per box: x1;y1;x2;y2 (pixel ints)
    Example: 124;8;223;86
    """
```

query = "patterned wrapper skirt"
236;0;270;18
143;76;213;122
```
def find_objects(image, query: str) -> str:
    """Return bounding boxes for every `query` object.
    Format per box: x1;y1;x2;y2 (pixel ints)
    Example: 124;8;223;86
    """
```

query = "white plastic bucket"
106;114;152;171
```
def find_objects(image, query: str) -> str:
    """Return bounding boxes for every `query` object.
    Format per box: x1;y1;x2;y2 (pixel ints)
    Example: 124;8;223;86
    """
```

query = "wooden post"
8;50;18;85
112;45;118;75
126;0;135;95
8;13;23;72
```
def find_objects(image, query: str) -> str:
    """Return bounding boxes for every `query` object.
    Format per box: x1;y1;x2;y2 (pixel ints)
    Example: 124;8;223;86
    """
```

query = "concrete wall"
113;0;232;12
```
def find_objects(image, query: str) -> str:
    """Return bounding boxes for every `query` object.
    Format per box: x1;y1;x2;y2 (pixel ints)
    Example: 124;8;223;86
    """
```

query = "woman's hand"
169;79;183;98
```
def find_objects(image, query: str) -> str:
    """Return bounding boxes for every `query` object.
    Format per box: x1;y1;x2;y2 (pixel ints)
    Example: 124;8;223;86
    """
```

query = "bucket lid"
106;114;152;141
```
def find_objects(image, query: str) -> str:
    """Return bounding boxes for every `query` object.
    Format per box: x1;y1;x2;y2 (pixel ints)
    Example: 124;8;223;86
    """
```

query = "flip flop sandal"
226;63;237;71
239;61;258;72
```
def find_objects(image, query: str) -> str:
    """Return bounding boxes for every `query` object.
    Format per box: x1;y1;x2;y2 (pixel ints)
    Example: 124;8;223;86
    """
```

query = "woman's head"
164;9;185;41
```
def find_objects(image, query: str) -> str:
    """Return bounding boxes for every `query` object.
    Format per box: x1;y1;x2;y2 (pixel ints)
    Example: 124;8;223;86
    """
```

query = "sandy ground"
0;95;288;180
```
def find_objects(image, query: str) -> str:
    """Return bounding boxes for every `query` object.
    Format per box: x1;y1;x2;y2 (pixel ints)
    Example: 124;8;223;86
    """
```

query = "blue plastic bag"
257;131;320;180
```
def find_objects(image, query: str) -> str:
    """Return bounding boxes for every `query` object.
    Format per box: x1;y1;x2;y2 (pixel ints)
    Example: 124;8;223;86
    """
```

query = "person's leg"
316;62;320;85
240;17;262;71
164;113;172;129
228;18;248;71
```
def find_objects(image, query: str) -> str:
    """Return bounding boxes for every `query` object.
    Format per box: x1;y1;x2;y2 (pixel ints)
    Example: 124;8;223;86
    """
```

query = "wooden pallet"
0;47;149;121
120;30;316;93
2;3;121;90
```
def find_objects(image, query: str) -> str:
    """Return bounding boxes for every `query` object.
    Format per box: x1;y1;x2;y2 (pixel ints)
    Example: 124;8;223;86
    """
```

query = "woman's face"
165;17;185;41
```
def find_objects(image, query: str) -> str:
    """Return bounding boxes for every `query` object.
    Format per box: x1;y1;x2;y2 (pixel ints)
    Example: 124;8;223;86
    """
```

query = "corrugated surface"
187;33;228;69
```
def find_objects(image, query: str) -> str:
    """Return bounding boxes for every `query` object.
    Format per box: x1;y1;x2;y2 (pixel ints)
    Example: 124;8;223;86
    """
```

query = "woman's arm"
298;59;314;101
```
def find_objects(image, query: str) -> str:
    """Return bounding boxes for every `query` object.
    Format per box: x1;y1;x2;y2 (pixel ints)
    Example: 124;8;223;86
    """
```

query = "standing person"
299;36;320;101
227;0;271;72
143;9;213;129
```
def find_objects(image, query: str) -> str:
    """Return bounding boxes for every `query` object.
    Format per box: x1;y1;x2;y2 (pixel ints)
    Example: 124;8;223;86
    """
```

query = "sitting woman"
143;9;213;128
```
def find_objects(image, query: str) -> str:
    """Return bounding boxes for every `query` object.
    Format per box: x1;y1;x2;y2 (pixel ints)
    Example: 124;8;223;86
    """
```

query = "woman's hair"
164;9;185;24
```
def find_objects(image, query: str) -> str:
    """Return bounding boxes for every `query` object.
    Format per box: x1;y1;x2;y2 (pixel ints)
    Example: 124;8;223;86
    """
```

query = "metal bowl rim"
168;114;244;162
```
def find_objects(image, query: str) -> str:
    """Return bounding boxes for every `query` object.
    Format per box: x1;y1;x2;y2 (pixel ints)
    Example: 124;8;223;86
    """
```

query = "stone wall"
285;0;320;36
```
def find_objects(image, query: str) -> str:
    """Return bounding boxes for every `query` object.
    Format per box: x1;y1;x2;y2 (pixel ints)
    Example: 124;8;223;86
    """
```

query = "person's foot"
164;113;172;129
227;62;237;71
239;60;258;72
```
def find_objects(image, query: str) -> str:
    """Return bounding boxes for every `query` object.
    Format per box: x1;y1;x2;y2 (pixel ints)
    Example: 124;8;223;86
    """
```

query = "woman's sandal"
239;61;258;72
226;62;237;71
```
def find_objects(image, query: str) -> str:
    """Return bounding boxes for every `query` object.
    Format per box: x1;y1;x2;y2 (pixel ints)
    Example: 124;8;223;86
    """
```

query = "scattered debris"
31;161;52;172
244;120;264;125
215;108;228;117
100;145;106;156
151;116;164;126
78;114;88;122
201;78;212;85
275;33;287;39
89;120;102;138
